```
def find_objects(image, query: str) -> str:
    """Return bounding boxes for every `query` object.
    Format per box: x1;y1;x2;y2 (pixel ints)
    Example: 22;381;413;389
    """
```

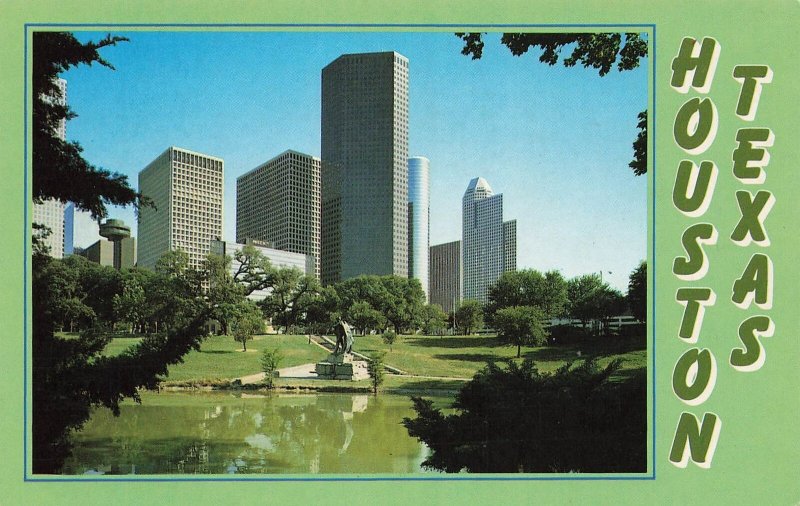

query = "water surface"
63;391;439;475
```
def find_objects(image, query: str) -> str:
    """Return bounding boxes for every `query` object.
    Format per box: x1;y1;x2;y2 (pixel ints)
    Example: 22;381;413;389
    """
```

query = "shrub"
382;330;398;351
260;348;284;388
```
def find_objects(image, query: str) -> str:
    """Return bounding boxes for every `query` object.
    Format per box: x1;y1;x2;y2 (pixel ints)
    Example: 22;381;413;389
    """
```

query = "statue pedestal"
315;353;369;381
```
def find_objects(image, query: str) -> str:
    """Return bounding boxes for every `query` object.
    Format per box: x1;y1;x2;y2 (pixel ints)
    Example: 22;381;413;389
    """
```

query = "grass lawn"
99;331;646;387
355;333;646;382
101;334;330;383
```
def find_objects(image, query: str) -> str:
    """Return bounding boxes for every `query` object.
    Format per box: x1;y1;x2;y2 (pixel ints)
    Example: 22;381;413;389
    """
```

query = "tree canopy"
403;358;646;473
455;32;648;175
31;33;207;474
32;32;147;219
627;261;647;323
493;305;548;357
485;269;568;326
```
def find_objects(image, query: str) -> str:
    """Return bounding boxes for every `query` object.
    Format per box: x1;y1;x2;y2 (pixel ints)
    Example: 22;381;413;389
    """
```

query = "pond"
62;391;443;475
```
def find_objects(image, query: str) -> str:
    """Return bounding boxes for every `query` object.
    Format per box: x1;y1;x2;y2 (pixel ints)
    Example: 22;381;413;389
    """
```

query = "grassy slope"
102;332;646;387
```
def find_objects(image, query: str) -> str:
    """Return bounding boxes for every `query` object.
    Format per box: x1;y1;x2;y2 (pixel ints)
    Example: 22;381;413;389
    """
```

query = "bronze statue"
333;320;354;355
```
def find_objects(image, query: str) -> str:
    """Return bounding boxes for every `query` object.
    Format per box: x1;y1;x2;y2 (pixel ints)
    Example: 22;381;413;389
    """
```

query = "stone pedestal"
315;353;369;381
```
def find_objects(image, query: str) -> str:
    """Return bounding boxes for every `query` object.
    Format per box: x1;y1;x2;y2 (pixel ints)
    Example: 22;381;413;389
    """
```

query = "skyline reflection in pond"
62;392;438;475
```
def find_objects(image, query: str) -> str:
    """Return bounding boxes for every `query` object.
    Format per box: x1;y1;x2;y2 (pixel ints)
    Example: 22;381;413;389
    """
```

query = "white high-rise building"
33;78;68;258
236;150;321;278
408;156;430;301
137;147;224;270
462;177;517;304
321;51;409;285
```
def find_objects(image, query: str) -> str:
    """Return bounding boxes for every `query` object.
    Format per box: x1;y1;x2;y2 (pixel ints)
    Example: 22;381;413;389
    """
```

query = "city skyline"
61;31;647;291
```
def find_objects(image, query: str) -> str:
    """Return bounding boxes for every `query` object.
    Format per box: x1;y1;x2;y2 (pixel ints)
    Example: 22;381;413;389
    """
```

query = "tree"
566;274;605;328
382;330;398;352
260;348;284;389
231;244;275;296
231;301;264;351
33;32;147;219
260;268;321;333
493;306;548;358
204;252;246;335
347;300;386;335
304;285;341;335
485;269;568;325
113;273;146;334
420;303;448;336
627;261;647;323
403;358;646;473
367;352;387;395
33;253;208;473
454;299;484;335
334;275;426;334
455;32;648;175
595;286;627;335
31;33;208;473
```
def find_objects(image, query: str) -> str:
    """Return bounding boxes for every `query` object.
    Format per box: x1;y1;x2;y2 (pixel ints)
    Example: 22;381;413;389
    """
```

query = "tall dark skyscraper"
320;51;409;285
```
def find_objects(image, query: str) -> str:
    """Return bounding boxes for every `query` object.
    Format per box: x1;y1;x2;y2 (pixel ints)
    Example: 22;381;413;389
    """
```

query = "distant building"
33;78;68;258
429;240;461;314
33;199;66;258
80;220;136;269
236;150;321;278
321;51;409;285
408;157;430;301
503;219;517;273
137;147;224;270
462;177;516;304
210;239;314;302
64;203;74;256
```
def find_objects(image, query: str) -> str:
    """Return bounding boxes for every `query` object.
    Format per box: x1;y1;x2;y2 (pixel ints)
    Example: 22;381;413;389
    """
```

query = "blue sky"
64;31;647;291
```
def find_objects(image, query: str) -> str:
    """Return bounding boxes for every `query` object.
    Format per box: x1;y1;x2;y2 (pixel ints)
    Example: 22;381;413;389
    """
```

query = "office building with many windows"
236;150;321;278
462;177;516;304
408;156;430;301
429;240;461;314
321;51;409;285
137;147;224;270
33;78;69;258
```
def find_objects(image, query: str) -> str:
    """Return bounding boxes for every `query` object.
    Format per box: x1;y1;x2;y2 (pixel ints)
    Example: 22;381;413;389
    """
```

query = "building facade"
429;240;461;314
137;147;224;270
321;51;409;285
236;150;321;278
462;177;516;304
33;78;69;258
210;239;314;302
408;156;430;301
80;237;136;269
503;219;517;273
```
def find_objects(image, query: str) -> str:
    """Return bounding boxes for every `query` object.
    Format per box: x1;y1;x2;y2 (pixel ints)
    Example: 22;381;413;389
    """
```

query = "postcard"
1;0;798;504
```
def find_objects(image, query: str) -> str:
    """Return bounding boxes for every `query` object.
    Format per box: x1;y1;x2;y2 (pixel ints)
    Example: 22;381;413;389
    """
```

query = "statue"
333;320;354;355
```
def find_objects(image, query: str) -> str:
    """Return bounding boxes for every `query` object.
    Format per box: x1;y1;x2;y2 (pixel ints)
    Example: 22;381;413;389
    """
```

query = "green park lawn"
100;331;646;388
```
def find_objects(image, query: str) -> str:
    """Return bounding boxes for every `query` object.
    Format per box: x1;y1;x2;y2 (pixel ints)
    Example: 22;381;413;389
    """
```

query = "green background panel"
1;0;797;504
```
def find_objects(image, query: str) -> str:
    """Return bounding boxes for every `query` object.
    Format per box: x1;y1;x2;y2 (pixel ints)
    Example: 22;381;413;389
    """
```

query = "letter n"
669;412;721;468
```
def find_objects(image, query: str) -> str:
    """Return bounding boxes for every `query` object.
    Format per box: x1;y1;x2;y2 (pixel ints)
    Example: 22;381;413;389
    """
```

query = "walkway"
234;335;472;385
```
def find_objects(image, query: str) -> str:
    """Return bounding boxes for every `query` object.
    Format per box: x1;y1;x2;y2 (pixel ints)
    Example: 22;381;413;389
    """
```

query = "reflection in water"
62;392;436;475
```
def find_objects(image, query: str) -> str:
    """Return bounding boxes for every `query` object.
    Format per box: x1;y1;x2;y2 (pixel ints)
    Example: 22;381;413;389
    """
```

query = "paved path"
234;335;472;385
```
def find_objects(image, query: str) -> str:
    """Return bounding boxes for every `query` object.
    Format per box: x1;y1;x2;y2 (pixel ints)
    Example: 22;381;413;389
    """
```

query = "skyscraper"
430;240;461;314
321;51;409;285
33;199;66;258
137;147;224;270
462;177;516;304
33;78;68;258
236;150;321;278
408;156;430;301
